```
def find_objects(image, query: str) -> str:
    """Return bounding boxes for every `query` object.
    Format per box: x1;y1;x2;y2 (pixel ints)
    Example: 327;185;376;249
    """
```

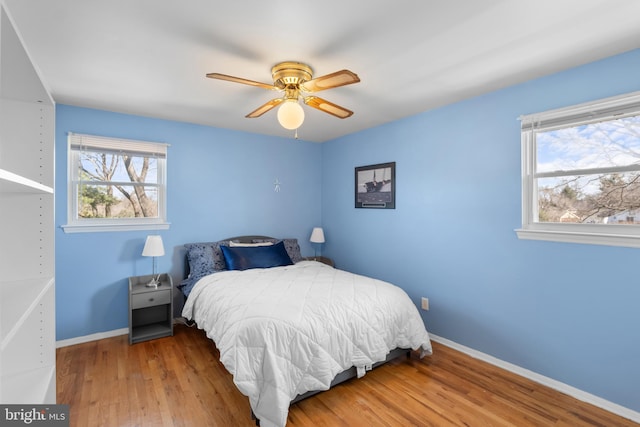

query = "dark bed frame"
251;349;411;426
290;347;411;403
183;235;411;425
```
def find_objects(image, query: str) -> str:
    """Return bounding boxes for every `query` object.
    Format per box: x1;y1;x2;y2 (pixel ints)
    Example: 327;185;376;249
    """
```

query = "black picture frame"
355;162;396;209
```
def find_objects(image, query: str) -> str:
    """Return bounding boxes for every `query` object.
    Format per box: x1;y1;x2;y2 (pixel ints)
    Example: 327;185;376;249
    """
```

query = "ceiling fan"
206;61;360;130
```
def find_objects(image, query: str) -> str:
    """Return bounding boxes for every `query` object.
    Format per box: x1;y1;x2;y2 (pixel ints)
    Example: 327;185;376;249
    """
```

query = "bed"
180;236;432;427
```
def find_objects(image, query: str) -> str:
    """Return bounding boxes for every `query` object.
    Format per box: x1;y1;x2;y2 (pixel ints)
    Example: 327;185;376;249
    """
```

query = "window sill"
515;227;640;248
62;222;170;234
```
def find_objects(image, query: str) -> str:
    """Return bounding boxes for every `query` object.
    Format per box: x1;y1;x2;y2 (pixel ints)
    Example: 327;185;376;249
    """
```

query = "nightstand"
303;256;335;267
128;273;173;344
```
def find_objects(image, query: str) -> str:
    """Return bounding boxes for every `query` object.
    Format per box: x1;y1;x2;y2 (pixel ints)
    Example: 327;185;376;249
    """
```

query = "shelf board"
0;277;54;349
0;169;53;194
131;322;172;344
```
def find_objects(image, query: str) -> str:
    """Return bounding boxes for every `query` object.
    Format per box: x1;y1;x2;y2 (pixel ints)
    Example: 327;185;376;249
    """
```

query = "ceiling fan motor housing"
271;62;313;90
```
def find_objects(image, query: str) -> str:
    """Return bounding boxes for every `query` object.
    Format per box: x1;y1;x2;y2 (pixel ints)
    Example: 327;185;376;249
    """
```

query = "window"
63;133;169;233
517;91;640;247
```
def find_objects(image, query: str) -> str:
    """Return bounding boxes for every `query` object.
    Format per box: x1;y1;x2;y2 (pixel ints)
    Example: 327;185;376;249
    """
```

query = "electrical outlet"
421;297;429;311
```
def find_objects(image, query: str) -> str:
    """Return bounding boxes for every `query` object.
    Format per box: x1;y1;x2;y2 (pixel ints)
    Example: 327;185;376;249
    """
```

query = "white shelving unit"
0;3;56;404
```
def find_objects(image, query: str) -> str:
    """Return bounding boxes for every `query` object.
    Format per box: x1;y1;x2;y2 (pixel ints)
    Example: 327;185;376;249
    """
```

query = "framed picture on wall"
355;162;395;209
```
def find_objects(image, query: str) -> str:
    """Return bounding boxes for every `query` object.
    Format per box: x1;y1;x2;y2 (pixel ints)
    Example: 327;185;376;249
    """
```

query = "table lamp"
142;235;165;287
309;227;325;260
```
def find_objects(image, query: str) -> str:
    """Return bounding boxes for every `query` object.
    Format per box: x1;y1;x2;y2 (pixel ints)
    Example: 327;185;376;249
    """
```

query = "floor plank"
56;324;638;426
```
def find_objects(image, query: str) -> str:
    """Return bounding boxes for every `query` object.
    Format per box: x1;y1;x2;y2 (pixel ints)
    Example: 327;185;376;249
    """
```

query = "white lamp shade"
277;100;305;130
309;227;325;244
142;235;165;257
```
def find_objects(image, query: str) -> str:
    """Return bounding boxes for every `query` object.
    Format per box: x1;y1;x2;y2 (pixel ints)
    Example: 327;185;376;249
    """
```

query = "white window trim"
62;133;170;233
515;90;640;248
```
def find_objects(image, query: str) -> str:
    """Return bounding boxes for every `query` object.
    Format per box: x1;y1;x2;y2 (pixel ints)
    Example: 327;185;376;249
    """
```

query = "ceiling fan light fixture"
277;99;305;130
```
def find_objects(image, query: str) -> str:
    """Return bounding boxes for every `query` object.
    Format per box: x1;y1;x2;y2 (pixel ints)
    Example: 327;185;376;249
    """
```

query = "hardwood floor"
57;324;638;426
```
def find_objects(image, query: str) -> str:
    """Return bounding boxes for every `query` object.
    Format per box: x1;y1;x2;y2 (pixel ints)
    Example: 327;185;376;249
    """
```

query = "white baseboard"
56;328;128;348
55;318;186;348
429;333;640;424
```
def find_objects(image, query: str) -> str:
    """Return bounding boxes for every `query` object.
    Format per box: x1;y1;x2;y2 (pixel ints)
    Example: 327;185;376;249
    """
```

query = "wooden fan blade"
206;73;277;91
246;98;284;118
300;69;360;93
304;96;354;119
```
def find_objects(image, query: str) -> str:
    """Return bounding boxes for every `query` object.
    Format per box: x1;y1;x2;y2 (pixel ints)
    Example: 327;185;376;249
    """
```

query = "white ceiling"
4;0;640;142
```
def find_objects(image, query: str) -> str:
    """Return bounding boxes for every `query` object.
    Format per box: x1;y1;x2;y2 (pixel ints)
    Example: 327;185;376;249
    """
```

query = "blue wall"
321;49;640;412
55;49;640;414
55;105;322;340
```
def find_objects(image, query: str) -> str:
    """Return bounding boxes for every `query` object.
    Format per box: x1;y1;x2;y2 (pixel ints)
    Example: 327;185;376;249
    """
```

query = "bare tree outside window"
78;151;159;219
535;115;640;225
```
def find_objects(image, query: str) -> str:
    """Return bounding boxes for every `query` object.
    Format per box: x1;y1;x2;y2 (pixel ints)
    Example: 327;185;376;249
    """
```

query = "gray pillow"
184;240;230;278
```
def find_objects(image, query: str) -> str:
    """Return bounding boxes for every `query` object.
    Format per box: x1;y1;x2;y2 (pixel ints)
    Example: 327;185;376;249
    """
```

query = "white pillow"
229;241;274;247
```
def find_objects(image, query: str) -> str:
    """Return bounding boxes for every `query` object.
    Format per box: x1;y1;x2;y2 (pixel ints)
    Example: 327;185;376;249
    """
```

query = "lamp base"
146;276;160;288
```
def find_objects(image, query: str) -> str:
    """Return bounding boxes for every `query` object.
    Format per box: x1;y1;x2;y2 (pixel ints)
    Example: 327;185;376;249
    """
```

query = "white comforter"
182;261;432;427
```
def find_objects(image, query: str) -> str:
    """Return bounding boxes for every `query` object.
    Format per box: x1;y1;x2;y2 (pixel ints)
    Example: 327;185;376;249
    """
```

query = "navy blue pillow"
251;238;303;263
220;241;293;271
